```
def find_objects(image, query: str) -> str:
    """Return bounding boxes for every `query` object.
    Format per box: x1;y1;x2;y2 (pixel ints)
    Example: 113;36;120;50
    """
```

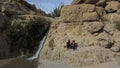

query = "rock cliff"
0;0;49;58
40;0;120;67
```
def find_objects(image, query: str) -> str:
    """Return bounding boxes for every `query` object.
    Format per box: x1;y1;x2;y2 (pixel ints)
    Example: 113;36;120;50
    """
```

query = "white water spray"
27;35;47;60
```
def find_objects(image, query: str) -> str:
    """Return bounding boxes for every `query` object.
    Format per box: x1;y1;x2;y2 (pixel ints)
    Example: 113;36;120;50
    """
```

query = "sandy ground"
38;60;120;68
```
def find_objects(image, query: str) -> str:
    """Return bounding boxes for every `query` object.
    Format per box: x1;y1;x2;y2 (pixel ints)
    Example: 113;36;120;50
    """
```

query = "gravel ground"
0;58;120;68
38;60;120;68
38;60;78;68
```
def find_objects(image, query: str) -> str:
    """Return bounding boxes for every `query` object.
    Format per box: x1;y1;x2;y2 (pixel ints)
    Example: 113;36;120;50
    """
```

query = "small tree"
48;4;64;18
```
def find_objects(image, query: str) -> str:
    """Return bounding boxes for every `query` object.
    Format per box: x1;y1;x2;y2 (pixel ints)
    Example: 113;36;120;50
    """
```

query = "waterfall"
27;35;47;60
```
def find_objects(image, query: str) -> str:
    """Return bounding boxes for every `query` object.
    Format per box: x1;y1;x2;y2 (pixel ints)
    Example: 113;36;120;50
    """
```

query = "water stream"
0;35;47;68
27;35;47;60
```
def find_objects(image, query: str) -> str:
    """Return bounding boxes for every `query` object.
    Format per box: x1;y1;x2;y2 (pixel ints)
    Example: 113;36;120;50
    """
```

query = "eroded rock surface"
40;0;120;67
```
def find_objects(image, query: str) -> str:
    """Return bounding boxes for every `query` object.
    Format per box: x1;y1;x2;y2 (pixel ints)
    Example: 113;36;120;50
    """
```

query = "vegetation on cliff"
47;4;64;18
0;0;52;58
7;17;51;56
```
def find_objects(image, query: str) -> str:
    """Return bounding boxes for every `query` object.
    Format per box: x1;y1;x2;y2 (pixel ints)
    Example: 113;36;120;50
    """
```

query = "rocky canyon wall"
40;0;120;67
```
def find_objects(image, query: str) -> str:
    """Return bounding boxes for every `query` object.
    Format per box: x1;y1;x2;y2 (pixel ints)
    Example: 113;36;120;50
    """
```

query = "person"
71;40;78;50
66;40;71;49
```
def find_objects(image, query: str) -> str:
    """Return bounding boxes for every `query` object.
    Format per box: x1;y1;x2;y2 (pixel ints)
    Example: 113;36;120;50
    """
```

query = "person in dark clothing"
66;40;71;49
71;40;78;50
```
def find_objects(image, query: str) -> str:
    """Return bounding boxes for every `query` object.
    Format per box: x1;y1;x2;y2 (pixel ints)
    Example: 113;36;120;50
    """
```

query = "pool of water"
0;58;38;68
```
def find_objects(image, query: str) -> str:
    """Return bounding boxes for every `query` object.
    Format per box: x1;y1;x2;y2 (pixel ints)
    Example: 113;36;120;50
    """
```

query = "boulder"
97;33;115;48
87;22;104;33
105;1;120;13
111;46;120;52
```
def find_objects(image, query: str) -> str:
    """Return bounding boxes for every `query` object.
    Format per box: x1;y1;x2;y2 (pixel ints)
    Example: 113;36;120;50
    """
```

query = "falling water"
27;35;47;60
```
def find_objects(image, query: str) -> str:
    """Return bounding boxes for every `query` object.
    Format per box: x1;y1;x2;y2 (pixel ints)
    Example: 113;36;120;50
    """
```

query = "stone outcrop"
0;0;48;59
40;0;120;67
60;4;106;22
87;22;104;34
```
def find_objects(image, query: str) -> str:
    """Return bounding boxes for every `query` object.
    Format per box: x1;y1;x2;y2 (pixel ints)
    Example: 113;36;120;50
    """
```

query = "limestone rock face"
105;1;120;13
60;4;105;22
40;0;120;67
40;20;120;67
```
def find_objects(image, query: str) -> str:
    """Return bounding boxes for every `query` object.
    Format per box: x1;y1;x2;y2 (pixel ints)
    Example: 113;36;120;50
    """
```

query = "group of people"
65;40;78;50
